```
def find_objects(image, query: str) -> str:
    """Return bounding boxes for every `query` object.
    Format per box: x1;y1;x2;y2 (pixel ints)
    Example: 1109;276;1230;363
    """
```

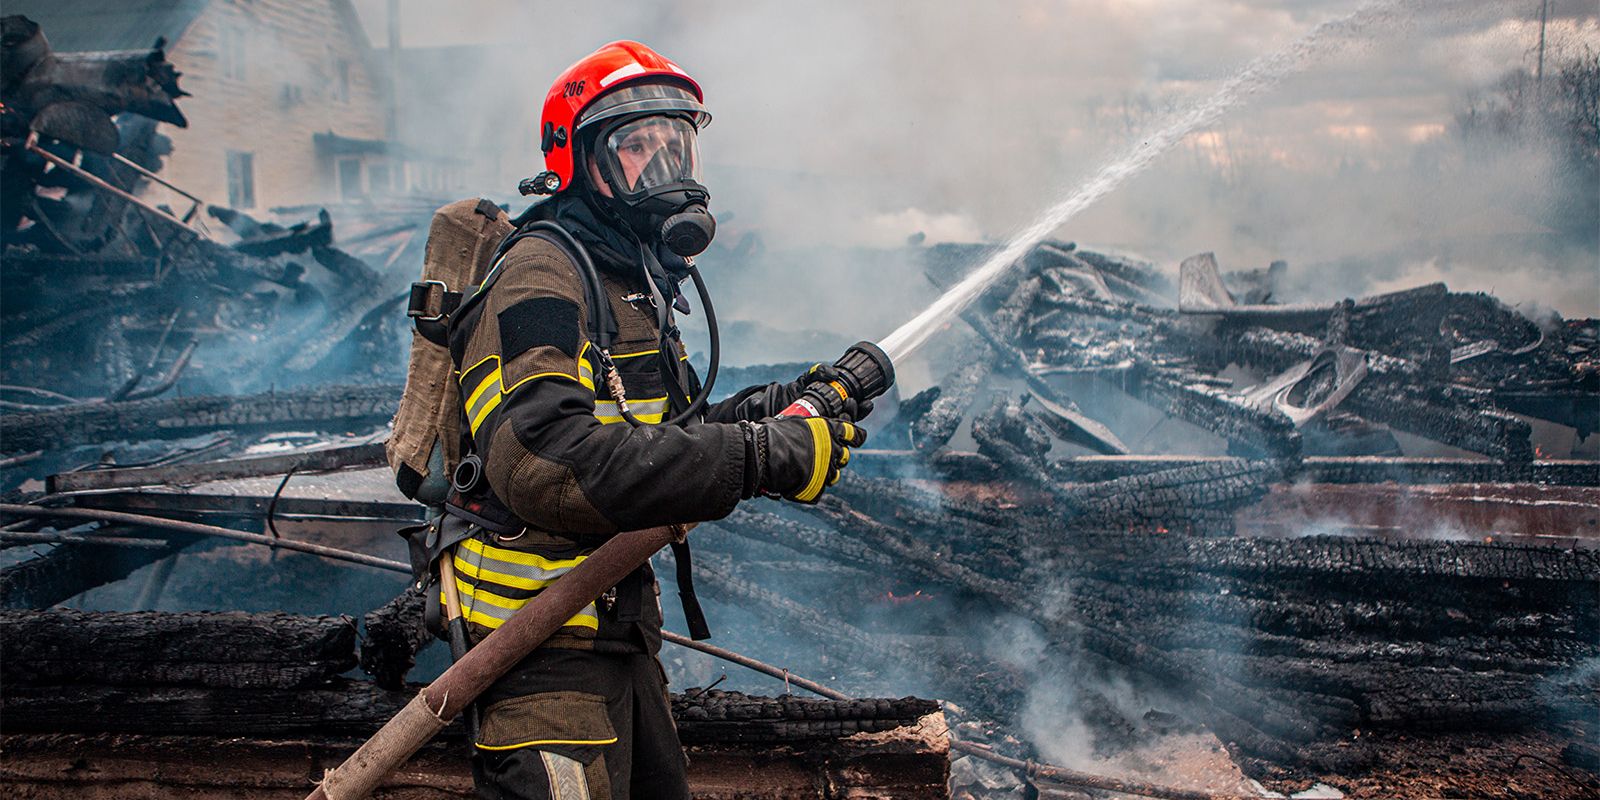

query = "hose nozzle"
778;341;896;419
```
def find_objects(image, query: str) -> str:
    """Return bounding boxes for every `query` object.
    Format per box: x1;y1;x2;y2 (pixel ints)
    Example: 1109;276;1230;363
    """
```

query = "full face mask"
592;115;716;257
574;82;715;257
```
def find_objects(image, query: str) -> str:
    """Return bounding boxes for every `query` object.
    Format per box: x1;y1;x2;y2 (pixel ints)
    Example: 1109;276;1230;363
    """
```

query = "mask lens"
601;116;700;195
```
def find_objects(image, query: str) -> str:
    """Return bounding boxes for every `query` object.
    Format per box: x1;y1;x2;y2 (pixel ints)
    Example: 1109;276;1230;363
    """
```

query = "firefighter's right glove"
740;417;868;503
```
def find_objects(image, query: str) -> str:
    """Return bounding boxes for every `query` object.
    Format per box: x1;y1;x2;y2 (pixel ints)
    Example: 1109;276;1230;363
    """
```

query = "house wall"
158;0;387;211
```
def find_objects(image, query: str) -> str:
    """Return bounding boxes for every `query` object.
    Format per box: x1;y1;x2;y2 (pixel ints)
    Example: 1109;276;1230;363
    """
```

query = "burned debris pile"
1;14;413;407
679;241;1597;794
1;11;1596;796
0;233;1594;796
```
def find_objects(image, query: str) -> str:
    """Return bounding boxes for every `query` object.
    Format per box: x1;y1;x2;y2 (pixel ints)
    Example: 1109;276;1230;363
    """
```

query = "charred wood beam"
0;384;400;454
62;490;423;525
0;527;195;609
715;507;899;572
0;608;357;689
909;339;991;453
962;286;1129;455
0;680;461;739
1192;327;1535;461
671;690;937;743
45;441;385;493
1344;387;1534;462
1122;361;1303;459
0;679;929;744
1046;530;1600;586
358;583;433;691
910;274;1045;453
1050;458;1286;529
851;450;1599;487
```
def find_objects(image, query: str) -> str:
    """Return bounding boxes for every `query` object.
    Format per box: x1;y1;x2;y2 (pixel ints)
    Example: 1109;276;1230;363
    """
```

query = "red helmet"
524;40;710;196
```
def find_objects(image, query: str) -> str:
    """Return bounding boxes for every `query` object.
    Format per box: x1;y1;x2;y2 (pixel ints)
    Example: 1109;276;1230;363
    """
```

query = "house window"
338;158;364;200
226;151;255;208
220;27;246;81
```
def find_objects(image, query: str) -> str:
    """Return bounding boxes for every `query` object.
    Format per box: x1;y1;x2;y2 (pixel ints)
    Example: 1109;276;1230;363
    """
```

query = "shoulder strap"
466;221;617;353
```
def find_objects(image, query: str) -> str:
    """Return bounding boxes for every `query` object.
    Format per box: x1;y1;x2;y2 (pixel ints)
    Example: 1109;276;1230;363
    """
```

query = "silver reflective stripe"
543;751;592;800
594;397;668;418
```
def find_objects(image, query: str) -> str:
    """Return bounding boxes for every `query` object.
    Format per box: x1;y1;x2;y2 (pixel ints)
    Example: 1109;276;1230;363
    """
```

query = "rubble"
0;13;1595;799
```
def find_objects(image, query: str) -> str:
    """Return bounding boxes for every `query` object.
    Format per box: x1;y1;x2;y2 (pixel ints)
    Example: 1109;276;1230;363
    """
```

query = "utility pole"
1535;0;1548;93
387;0;401;141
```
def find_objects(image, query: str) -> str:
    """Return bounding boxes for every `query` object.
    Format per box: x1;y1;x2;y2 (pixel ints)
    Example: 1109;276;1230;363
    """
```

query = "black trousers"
470;647;689;800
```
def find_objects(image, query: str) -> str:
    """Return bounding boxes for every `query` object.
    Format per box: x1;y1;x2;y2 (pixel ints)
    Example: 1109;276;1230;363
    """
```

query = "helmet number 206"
563;80;586;98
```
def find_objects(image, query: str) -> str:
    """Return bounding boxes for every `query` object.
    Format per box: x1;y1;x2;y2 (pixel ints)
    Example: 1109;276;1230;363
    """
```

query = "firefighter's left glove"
740;417;868;503
793;363;876;422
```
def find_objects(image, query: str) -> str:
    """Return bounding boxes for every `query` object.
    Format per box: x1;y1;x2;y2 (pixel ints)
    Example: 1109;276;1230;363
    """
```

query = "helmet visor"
599;115;702;196
577;82;710;133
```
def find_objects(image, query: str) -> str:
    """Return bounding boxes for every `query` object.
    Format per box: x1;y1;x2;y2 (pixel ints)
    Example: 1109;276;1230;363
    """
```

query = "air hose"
604;251;719;429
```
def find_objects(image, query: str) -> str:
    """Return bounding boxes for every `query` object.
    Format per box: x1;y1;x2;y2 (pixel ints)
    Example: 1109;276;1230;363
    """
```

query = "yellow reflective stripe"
453;577;527;611
593;397;668;425
595;412;665;425
469;391;502;435
503;371;585;396
459;354;499;380
474;736;619;752
797;417;830;501
461;537;587;570
461;603;599;632
577;346;596;391
452;593;600;632
454;553;572;592
465;366;502;410
610;348;688;362
454;555;561;592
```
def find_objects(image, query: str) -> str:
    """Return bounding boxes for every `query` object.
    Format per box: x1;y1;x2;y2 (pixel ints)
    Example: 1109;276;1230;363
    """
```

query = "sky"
350;1;1598;321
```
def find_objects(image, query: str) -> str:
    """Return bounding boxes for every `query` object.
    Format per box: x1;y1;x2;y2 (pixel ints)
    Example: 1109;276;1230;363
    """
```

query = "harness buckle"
408;280;450;322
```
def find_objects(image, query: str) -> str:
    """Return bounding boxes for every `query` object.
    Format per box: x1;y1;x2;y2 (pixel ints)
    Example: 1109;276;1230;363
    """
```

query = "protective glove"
739;416;868;503
793;363;875;422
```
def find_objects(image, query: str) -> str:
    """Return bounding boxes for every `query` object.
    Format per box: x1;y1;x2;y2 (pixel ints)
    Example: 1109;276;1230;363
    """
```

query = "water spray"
877;0;1404;364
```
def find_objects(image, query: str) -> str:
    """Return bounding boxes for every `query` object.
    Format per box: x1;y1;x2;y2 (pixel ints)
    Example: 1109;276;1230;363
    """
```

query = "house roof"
4;0;211;53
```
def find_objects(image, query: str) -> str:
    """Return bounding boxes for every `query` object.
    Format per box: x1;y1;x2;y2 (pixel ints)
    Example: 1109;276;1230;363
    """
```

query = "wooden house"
9;0;466;211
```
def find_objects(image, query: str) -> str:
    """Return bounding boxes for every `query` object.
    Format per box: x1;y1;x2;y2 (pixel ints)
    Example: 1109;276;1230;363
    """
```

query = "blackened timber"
0;384;401;454
0;608;357;689
66;488;423;524
1123;361;1303;459
849;450;1599;486
961;281;1130;455
0;680;931;744
0;527;195;609
715;507;899;571
1344;388;1535;462
910;274;1044;453
909;339;991;453
671;690;937;743
1197;327;1535;461
1;680;461;738
45;442;386;493
359;583;432;690
1053;458;1287;526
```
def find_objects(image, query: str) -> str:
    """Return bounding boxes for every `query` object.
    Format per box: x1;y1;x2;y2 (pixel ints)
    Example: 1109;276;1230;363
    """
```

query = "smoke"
358;0;1597;329
342;0;1597;772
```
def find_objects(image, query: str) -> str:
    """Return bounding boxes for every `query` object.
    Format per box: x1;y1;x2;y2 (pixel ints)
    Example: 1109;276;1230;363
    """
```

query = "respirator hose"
613;262;718;428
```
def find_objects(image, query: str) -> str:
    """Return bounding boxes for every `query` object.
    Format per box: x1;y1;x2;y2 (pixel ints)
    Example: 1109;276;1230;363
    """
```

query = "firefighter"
443;41;869;800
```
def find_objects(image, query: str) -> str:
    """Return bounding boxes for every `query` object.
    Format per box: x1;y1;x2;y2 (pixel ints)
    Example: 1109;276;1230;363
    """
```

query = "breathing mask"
574;82;716;257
